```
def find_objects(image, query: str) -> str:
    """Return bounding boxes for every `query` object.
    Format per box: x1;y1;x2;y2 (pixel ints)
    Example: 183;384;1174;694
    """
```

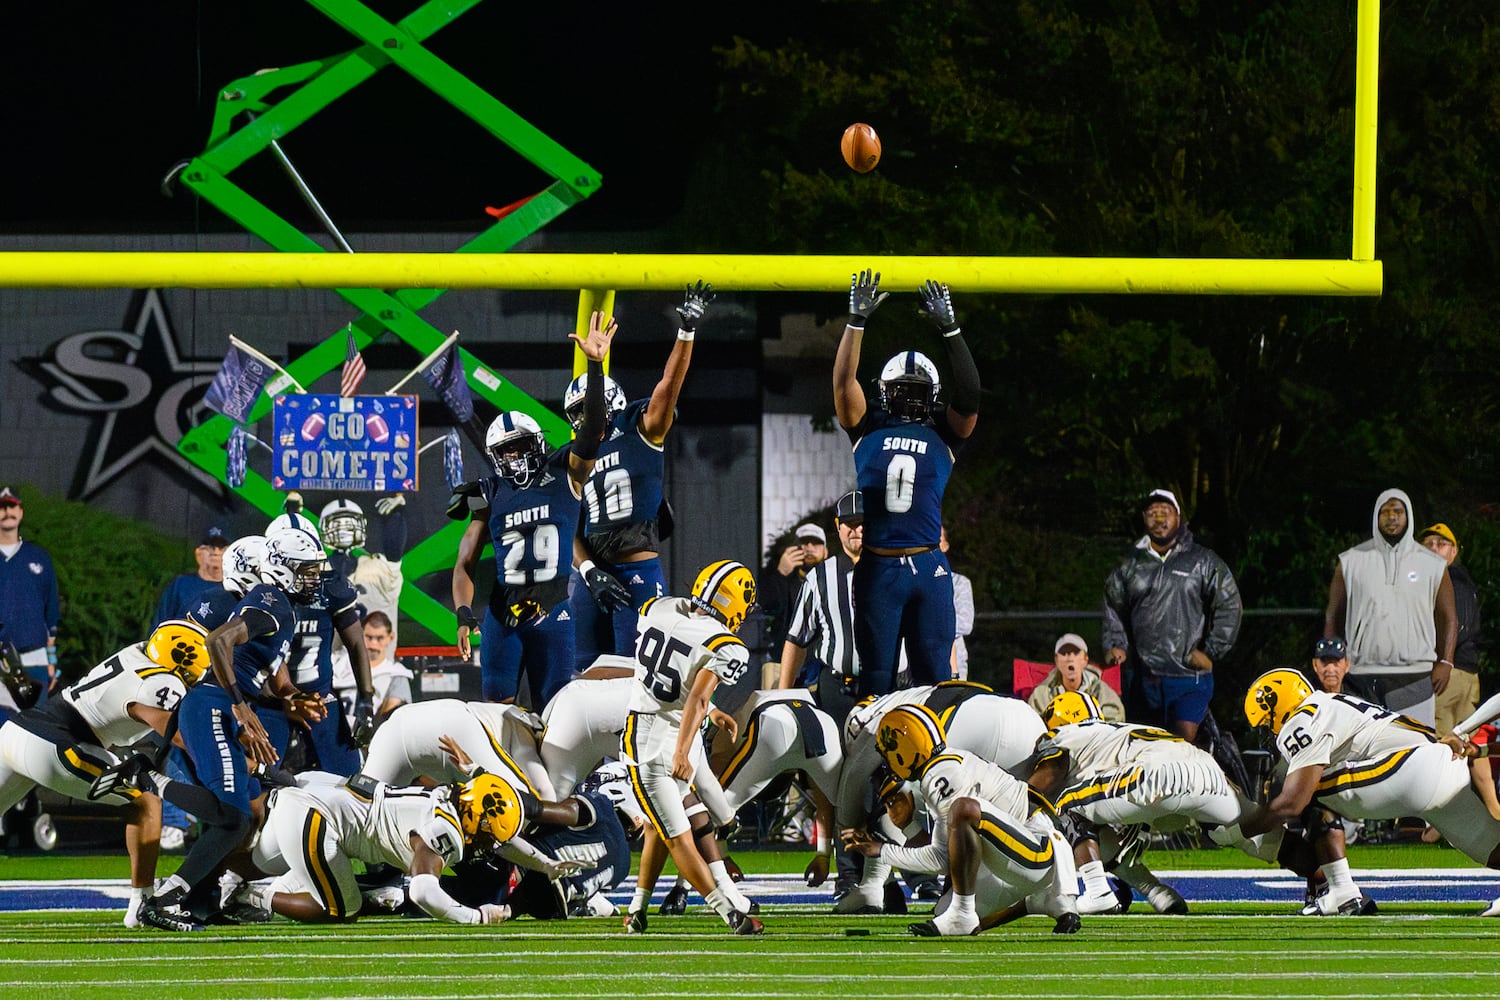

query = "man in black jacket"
1102;489;1242;742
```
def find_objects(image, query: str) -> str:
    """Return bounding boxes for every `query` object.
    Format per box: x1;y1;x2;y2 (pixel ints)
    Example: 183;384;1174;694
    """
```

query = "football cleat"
623;909;648;934
908;912;978;937
571;892;618;918
727;909;764;935
1145;883;1189;915
138;890;206;933
911;879;944;901
659;884;690;915
1479;897;1500;918
1052;912;1082;934
1301;890;1376;916
159;826;187;851
1077;887;1125;915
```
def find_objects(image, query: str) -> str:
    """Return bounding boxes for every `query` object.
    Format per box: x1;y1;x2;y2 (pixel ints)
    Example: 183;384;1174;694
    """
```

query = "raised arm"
641;281;713;444
567;310;617;491
834;269;888;430
917;279;979;441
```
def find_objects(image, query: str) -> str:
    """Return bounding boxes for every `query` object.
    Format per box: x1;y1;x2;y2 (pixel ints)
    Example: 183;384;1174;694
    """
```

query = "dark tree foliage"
679;0;1500;684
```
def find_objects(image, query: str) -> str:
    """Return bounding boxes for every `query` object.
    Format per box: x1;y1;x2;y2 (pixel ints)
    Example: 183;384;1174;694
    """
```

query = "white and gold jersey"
1035;719;1193;779
348;553;404;644
626;597;750;724
1274;690;1434;771
296;777;467;871
914;747;1031;824
63;644;187;748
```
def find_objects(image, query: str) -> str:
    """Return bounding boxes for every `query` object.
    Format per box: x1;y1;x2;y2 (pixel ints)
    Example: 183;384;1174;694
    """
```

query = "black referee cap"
836;490;864;524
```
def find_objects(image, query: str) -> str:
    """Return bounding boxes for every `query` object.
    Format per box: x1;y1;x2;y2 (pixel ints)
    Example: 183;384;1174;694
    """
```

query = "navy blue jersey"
154;575;224;627
183;587;241;633
580;401;665;560
480;447;582;612
287;573;360;692
848;409;960;550
208;584;296;699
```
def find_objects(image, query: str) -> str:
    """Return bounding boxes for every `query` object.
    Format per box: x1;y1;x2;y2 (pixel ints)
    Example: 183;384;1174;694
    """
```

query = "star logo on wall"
15;289;224;500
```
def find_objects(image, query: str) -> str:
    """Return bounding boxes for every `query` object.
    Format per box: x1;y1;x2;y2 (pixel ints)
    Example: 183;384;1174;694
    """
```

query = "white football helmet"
561;373;627;432
221;534;268;597
878;351;941;422
266;510;319;541
319;498;366;552
485;411;549;488
264;526;329;600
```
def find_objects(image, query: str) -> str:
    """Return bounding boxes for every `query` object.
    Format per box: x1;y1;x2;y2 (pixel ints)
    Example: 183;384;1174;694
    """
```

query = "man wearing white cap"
1103;489;1242;741
758;522;828;688
1026;634;1125;722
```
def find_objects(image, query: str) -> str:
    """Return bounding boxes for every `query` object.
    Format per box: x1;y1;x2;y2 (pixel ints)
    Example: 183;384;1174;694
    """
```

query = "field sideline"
1;846;1498;999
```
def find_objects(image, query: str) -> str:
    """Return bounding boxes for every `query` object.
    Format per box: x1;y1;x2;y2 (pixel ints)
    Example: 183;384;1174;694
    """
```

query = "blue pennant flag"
226;426;248;488
204;338;281;424
421;344;474;423
443;428;464;491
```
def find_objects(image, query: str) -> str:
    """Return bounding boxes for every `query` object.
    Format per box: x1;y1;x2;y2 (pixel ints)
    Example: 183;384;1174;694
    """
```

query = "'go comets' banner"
273;394;418;492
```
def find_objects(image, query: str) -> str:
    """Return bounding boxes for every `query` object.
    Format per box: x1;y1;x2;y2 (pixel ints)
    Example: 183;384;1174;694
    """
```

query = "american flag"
340;328;366;397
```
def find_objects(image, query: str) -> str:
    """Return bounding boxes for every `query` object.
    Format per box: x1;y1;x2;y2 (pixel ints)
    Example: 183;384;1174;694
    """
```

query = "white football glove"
479;903;510;925
375;495;406;516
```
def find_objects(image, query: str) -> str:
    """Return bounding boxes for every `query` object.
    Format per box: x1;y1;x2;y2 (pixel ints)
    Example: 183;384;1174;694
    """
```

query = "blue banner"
272;394;418;492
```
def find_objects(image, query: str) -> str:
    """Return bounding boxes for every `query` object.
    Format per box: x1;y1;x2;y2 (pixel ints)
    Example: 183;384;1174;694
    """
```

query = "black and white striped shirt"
785;555;858;681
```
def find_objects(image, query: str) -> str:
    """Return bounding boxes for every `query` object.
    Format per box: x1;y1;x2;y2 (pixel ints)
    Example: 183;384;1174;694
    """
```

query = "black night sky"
5;2;759;236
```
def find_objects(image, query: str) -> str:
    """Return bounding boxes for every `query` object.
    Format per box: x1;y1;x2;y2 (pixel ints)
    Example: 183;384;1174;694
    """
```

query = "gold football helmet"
1042;691;1103;728
458;772;525;845
1245;669;1313;734
145;619;211;684
690;559;757;633
877;704;947;780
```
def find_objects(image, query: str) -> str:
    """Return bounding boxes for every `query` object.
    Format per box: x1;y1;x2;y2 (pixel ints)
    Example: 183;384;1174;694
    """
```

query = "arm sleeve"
953;575;974;637
378;506;408;563
571;359;607;462
943;333;981;417
881;840;948;874
407;872;482;924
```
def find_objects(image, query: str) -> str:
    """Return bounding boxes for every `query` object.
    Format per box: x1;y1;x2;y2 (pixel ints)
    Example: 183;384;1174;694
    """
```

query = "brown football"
841;123;881;173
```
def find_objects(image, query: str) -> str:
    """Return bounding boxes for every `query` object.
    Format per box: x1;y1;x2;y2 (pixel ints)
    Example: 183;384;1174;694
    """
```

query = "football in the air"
841;123;881;173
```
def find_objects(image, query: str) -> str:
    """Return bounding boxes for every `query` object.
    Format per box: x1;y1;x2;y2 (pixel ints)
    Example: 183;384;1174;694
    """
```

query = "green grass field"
1;847;1497;1000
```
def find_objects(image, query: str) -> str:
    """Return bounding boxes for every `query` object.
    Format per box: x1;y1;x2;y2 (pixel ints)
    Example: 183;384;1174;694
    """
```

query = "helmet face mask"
263;527;329;601
485;412;549;488
876;705;947;780
318;499;367;551
562;374;627;432
1245;669;1313;735
458;773;524;846
690;560;757;633
878;352;941;422
1042;691;1104;728
222;534;268;597
145;619;211;684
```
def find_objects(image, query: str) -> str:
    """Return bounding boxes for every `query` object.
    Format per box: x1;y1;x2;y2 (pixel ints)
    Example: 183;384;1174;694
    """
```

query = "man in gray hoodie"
1324;488;1457;728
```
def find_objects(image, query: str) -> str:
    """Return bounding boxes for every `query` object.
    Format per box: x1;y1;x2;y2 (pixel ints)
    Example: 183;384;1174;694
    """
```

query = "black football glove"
848;268;890;326
352;691;376;747
583;564;633;614
917;279;960;335
675;280;715;334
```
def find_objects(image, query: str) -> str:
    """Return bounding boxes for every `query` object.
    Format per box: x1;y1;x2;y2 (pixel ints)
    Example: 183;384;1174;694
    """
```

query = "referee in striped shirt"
777;490;862;724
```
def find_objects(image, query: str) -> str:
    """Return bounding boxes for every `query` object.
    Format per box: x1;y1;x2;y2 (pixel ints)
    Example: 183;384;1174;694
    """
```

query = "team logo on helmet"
1042;691;1104;729
562;374;627;432
485;411;549;488
690;559;757;633
264;527;329;600
877;704;947;780
458;773;524;845
878;351;941;422
145;619;211;684
1244;669;1313;735
319;498;367;551
221;534;268;597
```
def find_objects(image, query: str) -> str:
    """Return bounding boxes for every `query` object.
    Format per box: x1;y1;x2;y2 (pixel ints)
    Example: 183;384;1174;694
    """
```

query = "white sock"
1078;860;1111;896
934;892;978;932
1322;858;1357;899
630;888;650;914
704;885;735;922
129;885;147;903
708;861;752;911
